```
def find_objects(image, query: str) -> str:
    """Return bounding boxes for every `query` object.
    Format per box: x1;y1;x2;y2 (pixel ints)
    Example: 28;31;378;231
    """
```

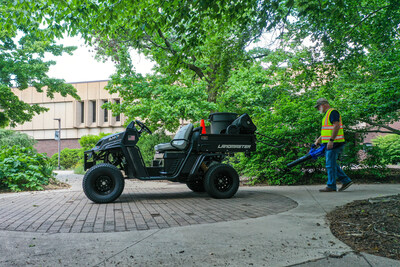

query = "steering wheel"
135;120;152;135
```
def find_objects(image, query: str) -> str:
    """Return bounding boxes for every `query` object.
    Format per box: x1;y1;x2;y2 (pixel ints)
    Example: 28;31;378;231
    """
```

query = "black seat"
154;123;194;152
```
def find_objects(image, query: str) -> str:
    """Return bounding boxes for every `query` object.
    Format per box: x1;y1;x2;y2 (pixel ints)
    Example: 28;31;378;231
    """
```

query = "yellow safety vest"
321;108;345;143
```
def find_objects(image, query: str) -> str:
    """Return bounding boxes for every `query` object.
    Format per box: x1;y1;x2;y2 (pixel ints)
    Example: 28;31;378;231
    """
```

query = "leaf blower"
287;144;326;168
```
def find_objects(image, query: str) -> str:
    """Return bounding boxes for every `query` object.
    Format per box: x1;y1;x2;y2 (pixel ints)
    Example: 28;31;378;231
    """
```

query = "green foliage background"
0;146;53;192
79;133;112;151
51;148;82;170
373;135;400;165
136;131;171;166
0;129;36;148
0;130;54;192
0;1;80;127
4;0;399;185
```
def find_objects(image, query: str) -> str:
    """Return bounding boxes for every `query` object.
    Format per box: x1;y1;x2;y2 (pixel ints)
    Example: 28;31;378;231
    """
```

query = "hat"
314;98;329;108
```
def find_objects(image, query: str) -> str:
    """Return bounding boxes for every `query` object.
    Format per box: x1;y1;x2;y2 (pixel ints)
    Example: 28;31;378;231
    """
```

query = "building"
10;80;126;156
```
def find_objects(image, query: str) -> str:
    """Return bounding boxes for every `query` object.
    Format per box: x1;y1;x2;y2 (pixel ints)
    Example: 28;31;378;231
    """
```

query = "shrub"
343;139;389;180
79;132;112;151
372;134;400;165
0;146;54;192
228;94;388;185
51;148;83;169
76;132;113;173
137;131;172;166
74;162;85;175
0;129;36;148
228;96;329;185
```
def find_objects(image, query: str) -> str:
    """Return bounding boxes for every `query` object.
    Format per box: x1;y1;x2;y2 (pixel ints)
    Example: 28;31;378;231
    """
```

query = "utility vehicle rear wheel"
203;164;239;199
186;179;205;192
83;163;125;203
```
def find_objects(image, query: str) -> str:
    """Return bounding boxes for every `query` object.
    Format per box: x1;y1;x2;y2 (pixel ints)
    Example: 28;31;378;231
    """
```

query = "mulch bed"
327;194;400;260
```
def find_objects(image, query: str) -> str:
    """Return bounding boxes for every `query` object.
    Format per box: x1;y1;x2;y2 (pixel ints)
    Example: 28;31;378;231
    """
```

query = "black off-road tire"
83;163;125;203
203;164;239;199
186;179;205;192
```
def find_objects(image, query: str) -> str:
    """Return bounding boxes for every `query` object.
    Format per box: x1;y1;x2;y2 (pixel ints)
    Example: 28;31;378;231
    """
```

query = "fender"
188;154;217;181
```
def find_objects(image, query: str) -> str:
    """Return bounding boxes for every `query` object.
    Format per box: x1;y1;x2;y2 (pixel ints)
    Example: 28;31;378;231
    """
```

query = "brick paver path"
0;185;297;233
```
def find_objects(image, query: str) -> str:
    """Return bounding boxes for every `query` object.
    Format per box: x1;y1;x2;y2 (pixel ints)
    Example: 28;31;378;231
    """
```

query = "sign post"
54;118;61;170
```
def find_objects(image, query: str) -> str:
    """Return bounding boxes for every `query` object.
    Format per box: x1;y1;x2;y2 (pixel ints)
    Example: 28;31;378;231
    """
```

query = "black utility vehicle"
83;113;257;203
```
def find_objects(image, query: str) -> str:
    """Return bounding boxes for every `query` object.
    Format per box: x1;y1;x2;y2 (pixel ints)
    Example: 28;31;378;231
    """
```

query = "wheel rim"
214;171;233;192
94;175;115;195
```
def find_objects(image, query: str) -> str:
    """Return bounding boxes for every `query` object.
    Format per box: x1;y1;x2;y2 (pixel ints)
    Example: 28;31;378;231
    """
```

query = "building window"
115;99;120;122
80;101;85;124
91;100;96;123
103;100;108;122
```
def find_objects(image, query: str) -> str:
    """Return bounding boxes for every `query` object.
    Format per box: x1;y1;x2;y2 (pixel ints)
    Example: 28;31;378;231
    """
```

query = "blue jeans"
325;145;351;190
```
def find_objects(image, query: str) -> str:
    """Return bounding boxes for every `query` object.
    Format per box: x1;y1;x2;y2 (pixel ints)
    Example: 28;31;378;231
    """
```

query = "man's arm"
327;121;340;149
331;121;341;140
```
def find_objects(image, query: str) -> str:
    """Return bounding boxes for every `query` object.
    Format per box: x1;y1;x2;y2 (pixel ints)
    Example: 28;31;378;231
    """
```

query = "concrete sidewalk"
1;182;399;266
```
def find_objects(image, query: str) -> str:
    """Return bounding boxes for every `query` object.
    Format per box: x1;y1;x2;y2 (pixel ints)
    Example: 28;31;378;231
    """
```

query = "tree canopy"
16;0;291;129
20;0;398;133
6;0;400;183
287;0;400;135
0;1;79;127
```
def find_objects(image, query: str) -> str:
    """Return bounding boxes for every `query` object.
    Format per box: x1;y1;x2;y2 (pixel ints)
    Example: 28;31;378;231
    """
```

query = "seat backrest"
172;123;194;148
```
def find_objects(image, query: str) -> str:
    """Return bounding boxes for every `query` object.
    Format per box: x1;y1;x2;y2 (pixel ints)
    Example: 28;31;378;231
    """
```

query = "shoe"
339;181;353;192
319;187;336;192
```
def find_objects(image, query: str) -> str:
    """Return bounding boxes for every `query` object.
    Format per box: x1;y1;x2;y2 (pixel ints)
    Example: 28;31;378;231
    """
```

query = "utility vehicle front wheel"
203;164;239;199
83;163;125;203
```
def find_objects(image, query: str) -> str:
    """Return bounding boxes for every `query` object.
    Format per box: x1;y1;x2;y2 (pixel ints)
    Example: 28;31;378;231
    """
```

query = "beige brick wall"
10;80;128;155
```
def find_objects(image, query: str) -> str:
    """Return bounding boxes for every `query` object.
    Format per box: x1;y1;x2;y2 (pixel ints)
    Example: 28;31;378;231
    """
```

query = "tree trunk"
206;77;219;104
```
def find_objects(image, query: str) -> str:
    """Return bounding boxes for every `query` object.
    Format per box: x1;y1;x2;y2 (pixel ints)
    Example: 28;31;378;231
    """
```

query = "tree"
221;41;393;184
0;1;79;127
290;0;399;64
287;0;400;135
38;0;399;133
11;0;399;184
0;129;36;147
329;47;400;135
103;47;217;131
12;1;399;133
17;0;288;130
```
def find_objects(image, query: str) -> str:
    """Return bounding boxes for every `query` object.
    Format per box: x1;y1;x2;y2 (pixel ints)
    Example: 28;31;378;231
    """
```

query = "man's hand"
327;141;334;150
314;136;322;146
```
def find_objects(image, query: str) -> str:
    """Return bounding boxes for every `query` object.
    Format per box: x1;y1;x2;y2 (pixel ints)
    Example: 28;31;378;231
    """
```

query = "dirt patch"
327;194;400;260
42;178;71;190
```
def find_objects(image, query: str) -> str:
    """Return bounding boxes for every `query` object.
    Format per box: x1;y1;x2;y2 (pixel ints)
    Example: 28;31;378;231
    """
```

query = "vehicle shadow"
116;190;261;203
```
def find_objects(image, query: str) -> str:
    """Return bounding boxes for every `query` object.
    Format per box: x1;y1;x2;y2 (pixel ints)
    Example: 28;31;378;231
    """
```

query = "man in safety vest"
314;98;353;192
